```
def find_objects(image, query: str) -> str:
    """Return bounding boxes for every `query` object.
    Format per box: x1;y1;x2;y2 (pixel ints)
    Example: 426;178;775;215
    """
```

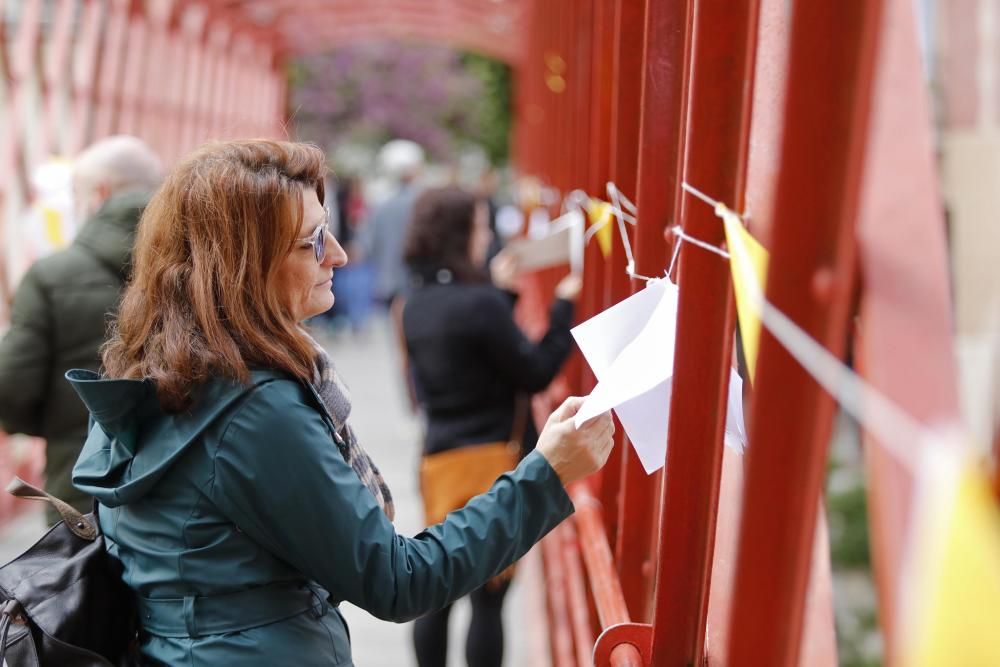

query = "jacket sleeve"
477;289;575;392
209;380;573;622
0;268;51;435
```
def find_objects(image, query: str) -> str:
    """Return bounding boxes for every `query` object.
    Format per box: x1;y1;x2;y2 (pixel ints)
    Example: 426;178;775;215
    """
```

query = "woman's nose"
324;231;348;268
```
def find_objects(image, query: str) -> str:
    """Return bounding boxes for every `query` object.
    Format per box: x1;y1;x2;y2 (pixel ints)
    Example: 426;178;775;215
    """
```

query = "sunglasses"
297;207;332;263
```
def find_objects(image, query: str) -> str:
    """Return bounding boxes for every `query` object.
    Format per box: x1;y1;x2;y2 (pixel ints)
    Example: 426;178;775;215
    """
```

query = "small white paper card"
572;280;748;473
506;209;584;274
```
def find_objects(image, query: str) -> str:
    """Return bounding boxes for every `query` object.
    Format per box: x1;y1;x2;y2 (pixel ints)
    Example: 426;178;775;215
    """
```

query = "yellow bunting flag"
42;205;67;249
903;448;1000;666
719;206;769;380
586;199;614;258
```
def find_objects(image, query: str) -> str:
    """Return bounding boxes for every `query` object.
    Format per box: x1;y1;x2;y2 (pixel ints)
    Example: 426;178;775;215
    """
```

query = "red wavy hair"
102;140;327;412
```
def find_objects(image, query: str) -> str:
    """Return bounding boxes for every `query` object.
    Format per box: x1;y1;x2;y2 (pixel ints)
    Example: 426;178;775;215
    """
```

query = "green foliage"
828;482;871;569
459;52;512;165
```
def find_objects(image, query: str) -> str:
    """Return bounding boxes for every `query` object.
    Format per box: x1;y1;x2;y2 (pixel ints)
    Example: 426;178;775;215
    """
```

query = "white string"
680;183;931;471
606;182;639;276
608;182;638;215
681;181;722;209
667;234;683;278
669;226;731;260
605;182;638;223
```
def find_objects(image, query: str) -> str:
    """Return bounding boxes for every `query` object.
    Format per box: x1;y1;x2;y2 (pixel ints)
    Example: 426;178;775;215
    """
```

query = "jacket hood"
73;190;150;279
67;369;283;507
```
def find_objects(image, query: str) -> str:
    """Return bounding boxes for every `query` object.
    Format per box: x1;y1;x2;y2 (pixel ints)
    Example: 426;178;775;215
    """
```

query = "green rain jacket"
68;368;573;666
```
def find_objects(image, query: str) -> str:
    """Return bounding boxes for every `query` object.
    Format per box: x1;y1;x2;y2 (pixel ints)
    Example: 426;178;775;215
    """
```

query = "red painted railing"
1;2;966;664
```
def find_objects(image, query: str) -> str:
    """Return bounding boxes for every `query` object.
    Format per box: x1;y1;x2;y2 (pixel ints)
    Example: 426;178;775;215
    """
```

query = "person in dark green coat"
0;136;161;522
69;140;614;666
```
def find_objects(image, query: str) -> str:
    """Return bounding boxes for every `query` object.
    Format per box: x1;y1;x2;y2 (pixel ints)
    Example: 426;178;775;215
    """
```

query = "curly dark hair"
403;186;487;283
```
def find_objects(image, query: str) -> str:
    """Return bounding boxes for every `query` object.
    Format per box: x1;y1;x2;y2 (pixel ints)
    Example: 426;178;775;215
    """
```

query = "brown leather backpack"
0;478;138;666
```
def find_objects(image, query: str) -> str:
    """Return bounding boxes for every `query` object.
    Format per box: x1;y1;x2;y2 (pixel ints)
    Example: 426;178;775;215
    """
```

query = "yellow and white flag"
586;199;614;258
718;205;769;380
902;445;1000;666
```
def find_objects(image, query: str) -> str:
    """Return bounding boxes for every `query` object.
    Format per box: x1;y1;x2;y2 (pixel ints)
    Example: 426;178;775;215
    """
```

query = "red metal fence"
513;0;956;665
0;1;962;664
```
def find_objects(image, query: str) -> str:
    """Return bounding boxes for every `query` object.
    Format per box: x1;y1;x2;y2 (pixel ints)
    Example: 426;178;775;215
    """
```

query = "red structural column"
650;0;760;663
68;0;105;153
594;0;642;557
118;12;150;136
617;0;692;624
39;0;76;159
91;0;130;141
727;2;885;664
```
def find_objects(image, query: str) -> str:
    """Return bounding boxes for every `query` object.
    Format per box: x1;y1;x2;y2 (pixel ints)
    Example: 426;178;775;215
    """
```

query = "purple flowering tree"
291;41;503;163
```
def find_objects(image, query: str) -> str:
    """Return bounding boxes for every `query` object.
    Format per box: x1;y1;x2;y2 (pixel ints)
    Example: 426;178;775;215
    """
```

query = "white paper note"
572;280;748;473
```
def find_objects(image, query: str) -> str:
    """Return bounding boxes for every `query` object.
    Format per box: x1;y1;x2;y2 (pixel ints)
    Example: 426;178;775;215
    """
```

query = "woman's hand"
554;273;582;301
489;250;520;292
536;397;615;485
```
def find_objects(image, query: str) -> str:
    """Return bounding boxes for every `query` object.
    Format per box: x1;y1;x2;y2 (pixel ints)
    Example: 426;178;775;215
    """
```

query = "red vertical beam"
567;0;592;192
727;2;885;665
39;0;77;158
118;13;150;136
561;523;597;667
68;0;105;153
617;0;693;624
587;0;615;199
0;0;43;202
92;0;131;140
595;0;641;559
650;0;760;663
543;528;578;667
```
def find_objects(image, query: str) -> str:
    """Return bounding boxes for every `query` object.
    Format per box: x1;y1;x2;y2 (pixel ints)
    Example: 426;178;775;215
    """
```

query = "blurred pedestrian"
329;175;374;333
360;139;425;308
67;140;613;666
0;135;162;523
401;186;583;667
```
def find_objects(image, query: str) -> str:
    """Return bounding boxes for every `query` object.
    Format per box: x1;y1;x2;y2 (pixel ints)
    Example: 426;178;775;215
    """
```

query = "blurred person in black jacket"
401;186;581;667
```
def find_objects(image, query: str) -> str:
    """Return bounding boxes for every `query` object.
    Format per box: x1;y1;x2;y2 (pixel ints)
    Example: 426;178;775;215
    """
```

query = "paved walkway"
0;314;530;667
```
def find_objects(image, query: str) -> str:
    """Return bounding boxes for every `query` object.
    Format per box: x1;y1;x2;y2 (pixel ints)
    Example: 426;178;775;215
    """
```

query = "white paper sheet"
572;280;748;473
505;210;584;274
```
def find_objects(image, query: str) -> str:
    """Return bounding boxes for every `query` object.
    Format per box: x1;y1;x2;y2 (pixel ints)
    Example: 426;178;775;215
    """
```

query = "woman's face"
469;201;493;267
276;186;347;322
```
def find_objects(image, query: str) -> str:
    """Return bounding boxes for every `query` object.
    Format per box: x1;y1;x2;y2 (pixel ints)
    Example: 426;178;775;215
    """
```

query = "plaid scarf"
308;336;395;521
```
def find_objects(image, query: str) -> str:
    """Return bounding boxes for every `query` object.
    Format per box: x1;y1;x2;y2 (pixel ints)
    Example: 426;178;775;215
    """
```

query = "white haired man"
0;135;162;522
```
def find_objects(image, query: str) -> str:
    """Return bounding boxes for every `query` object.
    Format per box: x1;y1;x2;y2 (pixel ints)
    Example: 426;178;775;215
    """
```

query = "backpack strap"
5;478;97;541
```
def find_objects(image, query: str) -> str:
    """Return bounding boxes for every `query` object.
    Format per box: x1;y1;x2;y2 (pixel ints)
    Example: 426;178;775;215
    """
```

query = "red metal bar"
542;527;578;667
615;0;690;621
571;486;630;626
570;485;645;667
68;0;105;153
727;2;886;664
615;0;692;623
39;0;76;159
92;0;130;140
560;523;597;667
650;0;760;663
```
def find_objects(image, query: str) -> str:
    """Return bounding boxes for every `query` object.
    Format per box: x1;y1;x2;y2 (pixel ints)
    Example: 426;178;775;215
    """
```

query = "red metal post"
68;0;105;153
727;2;886;664
615;0;692;623
650;0;760;664
92;0;131;141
